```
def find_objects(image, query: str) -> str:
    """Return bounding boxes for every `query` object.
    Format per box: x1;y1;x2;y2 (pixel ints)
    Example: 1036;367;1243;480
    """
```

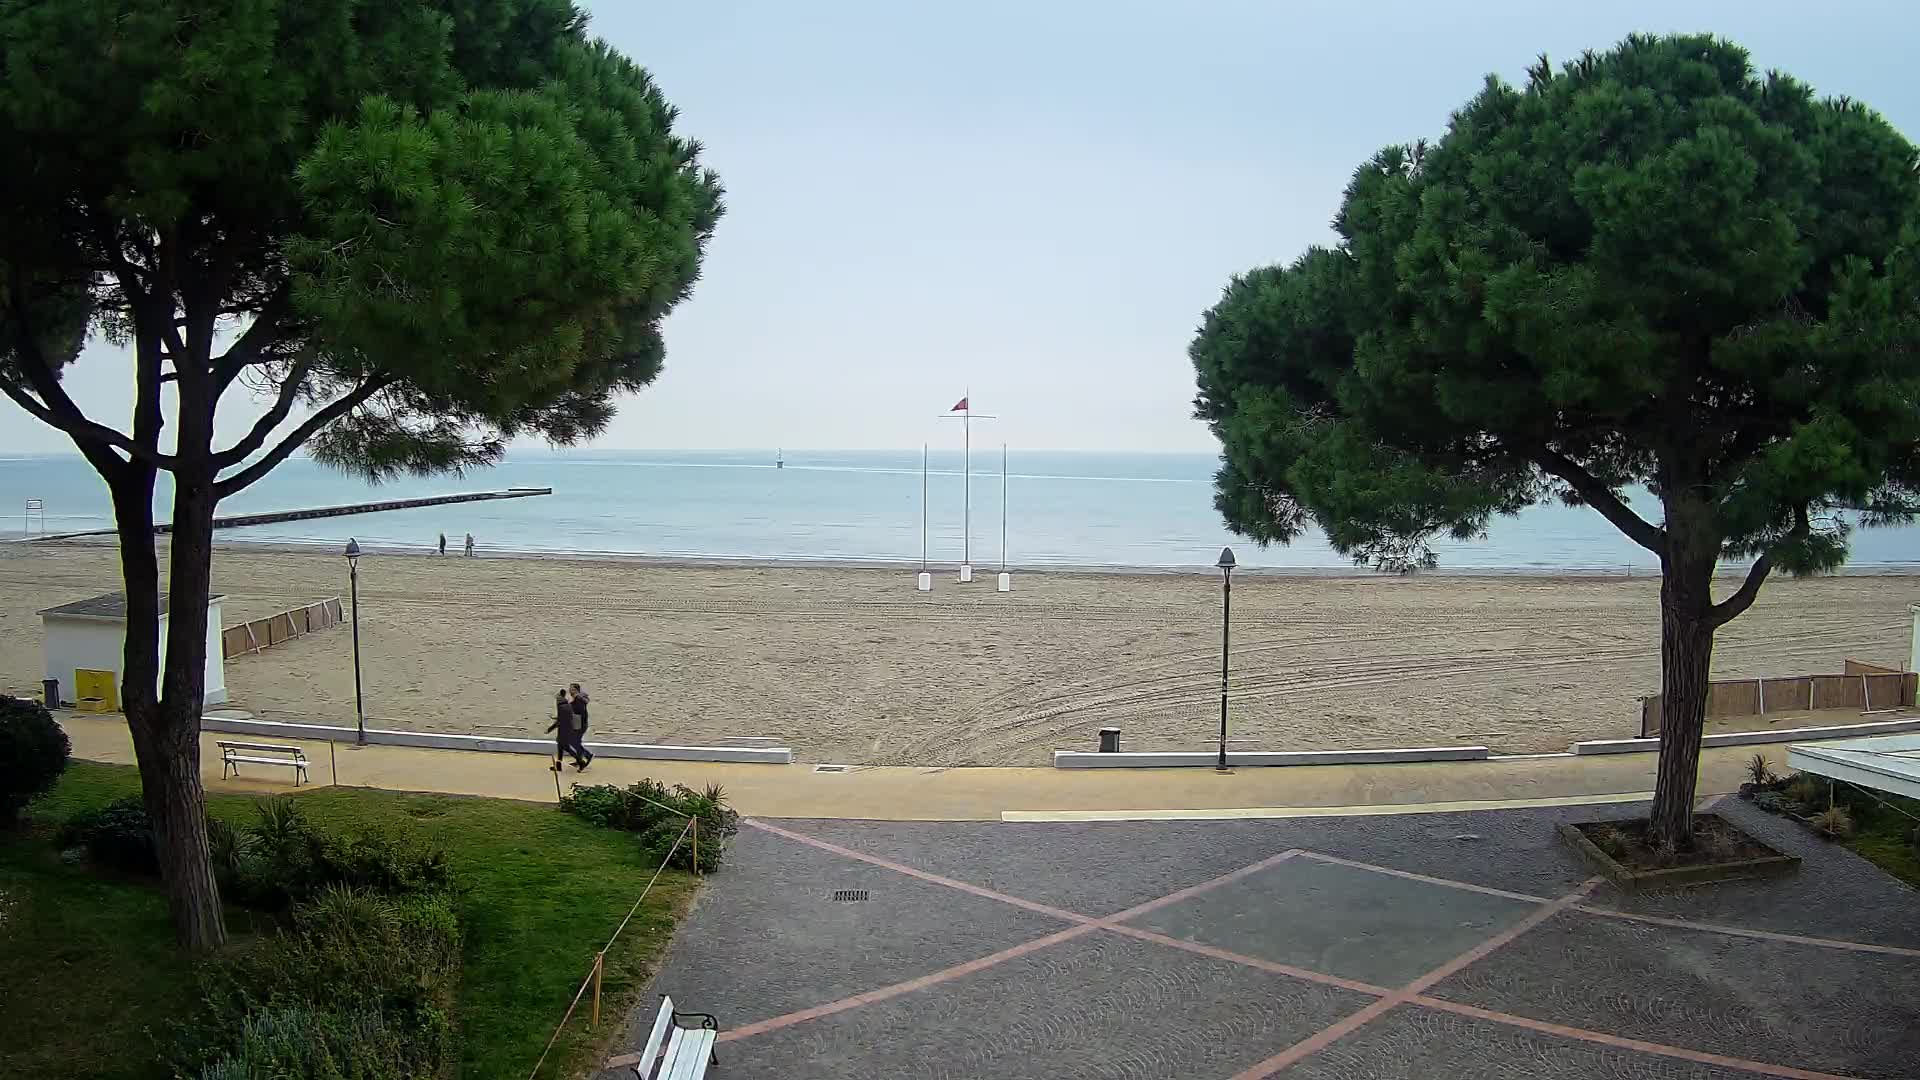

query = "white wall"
41;601;227;707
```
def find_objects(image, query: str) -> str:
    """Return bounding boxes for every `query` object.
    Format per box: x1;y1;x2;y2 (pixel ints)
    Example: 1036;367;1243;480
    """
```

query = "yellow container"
74;668;119;713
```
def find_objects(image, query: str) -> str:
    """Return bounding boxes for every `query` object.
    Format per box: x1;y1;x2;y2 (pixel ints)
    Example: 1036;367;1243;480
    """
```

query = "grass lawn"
1;761;699;1080
1842;793;1920;889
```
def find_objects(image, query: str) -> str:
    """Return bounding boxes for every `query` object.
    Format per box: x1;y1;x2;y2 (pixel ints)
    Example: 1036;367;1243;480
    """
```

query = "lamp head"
1215;546;1236;572
344;538;361;565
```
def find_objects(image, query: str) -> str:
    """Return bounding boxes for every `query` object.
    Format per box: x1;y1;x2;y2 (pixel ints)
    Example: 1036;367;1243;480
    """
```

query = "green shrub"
224;798;452;910
1744;753;1774;787
1812;805;1855;839
561;780;739;871
191;887;462;1080
0;694;70;822
58;795;159;874
1784;775;1824;808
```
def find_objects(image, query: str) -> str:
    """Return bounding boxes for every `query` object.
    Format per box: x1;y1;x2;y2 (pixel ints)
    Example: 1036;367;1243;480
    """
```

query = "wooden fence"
222;597;344;660
1639;659;1918;737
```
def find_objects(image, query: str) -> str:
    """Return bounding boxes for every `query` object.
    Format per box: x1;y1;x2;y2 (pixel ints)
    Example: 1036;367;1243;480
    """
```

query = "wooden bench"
630;995;718;1080
217;741;310;785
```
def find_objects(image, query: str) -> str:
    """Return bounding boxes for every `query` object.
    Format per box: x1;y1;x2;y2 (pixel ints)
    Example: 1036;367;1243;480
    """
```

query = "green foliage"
1194;33;1920;578
189;888;463;1080
561;780;740;872
57;796;158;875
1785;775;1825;809
1745;753;1775;787
1812;805;1856;839
0;695;70;822
221;798;453;911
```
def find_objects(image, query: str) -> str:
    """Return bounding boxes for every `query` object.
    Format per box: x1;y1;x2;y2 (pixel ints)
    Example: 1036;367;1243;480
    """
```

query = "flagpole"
1001;442;1008;572
962;389;971;570
921;443;928;571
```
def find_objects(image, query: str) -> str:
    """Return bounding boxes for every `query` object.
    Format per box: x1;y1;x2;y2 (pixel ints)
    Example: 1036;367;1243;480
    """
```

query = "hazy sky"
5;0;1916;453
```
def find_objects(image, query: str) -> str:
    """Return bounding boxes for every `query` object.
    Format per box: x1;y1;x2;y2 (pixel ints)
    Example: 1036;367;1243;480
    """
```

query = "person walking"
437;532;447;556
568;683;594;769
546;688;585;771
463;532;475;557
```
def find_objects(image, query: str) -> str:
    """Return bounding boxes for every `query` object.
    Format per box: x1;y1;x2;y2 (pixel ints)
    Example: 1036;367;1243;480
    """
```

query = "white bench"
631;995;718;1080
217;740;310;785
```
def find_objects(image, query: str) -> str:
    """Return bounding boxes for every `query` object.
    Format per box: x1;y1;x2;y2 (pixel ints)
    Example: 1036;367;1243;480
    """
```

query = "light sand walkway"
57;713;1786;821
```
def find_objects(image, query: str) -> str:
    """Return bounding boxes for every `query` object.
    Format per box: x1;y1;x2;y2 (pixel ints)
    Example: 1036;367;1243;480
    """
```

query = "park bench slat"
633;996;676;1077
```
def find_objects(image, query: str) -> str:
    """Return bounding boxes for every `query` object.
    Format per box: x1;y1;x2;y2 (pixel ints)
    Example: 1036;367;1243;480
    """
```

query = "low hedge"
560;779;739;872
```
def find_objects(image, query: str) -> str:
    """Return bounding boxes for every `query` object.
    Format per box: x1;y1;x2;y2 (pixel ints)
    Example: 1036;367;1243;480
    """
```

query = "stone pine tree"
0;0;722;948
1192;35;1919;846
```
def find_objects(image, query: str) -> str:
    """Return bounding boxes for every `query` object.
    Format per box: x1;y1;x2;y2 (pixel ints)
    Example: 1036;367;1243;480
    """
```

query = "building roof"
1788;733;1920;801
37;591;225;620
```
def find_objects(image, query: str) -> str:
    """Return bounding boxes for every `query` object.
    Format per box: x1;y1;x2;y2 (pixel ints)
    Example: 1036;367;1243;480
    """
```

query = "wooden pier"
18;487;552;542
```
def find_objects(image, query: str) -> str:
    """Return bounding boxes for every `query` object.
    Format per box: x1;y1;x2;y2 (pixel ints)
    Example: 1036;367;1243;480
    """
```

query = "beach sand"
2;542;1913;764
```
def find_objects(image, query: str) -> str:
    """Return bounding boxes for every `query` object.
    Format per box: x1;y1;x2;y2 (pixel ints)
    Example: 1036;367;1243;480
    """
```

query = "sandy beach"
2;541;1913;764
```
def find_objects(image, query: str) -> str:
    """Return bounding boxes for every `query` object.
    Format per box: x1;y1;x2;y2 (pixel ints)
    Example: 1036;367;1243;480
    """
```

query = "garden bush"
0;694;70;823
223;798;452;910
561;780;740;871
1812;805;1856;840
58;795;159;874
190;886;462;1079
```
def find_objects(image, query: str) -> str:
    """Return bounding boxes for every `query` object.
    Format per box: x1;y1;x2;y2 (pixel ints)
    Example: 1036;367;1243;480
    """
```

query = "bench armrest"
671;1010;719;1031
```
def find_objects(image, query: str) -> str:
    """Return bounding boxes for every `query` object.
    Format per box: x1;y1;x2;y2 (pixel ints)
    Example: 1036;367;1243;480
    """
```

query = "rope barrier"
523;815;696;1080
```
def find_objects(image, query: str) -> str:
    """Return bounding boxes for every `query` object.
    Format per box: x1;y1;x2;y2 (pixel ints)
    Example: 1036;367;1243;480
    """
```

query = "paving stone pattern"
607;802;1920;1080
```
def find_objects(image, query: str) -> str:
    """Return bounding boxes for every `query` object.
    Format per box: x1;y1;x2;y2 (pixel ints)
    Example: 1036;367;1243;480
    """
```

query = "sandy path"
2;542;1913;764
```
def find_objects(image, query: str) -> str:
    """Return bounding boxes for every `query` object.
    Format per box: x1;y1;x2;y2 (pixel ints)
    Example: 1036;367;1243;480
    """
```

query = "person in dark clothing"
546;689;585;771
568;683;594;769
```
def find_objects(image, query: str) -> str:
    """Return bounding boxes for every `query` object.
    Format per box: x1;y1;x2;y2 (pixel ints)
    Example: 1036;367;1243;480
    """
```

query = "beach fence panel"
222;598;344;660
1639;664;1916;737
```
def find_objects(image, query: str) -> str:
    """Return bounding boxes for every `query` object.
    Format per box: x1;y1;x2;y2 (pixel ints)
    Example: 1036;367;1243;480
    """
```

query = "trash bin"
1098;727;1120;753
42;678;60;708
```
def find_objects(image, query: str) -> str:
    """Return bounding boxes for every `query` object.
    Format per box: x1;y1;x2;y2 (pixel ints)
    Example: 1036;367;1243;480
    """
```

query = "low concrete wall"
199;715;793;764
1052;746;1489;769
1572;715;1920;756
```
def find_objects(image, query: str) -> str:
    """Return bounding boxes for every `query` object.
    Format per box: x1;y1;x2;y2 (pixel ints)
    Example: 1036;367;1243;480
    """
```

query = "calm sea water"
1;449;1914;573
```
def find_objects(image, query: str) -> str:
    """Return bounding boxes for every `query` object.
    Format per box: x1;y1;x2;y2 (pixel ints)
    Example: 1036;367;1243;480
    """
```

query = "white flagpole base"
959;564;974;583
916;572;932;592
996;572;1012;592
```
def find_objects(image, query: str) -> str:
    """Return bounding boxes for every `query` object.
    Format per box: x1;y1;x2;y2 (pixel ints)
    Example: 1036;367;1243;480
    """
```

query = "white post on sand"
917;444;932;592
940;394;993;583
997;443;1011;592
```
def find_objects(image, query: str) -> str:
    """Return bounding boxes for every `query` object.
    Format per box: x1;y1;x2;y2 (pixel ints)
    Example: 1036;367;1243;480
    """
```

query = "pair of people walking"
547;683;594;771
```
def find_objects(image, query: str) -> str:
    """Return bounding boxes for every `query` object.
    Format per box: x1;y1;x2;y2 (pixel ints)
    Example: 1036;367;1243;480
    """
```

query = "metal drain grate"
814;764;849;773
830;889;870;902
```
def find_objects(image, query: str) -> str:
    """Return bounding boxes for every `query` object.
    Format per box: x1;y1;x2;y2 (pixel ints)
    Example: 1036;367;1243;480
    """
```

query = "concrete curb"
1051;746;1489;769
1571;715;1920;756
198;714;794;764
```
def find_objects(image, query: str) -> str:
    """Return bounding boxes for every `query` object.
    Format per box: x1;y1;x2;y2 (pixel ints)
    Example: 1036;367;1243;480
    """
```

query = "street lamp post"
1216;546;1235;771
345;538;365;745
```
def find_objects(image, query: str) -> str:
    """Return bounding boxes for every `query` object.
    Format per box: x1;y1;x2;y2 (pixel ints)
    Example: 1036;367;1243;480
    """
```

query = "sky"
4;0;1917;454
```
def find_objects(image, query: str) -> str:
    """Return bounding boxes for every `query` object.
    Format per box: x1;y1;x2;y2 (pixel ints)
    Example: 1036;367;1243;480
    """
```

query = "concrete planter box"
1557;815;1801;892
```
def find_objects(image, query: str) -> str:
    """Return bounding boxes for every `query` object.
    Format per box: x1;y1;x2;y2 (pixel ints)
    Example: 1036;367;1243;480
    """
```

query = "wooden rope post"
693;816;701;877
591;951;604;1027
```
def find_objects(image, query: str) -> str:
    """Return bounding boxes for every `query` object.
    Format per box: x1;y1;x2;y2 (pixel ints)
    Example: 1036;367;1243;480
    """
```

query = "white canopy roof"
1788;734;1920;801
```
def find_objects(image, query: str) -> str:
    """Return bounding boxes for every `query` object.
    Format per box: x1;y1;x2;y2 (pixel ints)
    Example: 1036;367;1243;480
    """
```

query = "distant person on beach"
568;683;594;768
547;688;586;770
463;532;475;557
438;532;446;555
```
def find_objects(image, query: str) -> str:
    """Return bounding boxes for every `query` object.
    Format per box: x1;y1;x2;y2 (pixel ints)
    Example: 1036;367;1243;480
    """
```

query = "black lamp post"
345;538;365;745
1216;546;1235;770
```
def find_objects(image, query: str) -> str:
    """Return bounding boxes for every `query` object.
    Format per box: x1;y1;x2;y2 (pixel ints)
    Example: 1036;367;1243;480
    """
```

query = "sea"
1;449;1915;574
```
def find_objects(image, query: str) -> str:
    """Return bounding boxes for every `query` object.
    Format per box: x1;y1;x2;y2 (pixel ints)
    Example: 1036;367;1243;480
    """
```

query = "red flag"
951;397;968;412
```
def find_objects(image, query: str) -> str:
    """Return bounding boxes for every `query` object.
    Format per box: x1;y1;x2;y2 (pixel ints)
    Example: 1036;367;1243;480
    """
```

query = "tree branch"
210;355;315;468
1707;554;1773;628
213;376;393;498
1532;445;1666;554
211;283;294;395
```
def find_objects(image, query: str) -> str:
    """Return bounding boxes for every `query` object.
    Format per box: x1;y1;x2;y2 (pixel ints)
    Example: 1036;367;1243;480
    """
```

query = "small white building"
39;592;227;708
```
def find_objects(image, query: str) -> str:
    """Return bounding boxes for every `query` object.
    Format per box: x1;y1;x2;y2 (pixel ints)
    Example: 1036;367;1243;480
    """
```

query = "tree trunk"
147;466;227;950
1649;495;1721;850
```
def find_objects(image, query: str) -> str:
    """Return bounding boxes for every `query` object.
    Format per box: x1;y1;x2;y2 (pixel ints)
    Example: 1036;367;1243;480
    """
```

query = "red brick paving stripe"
717;923;1100;1043
1409;997;1863;1080
1293;851;1552;903
1229;880;1599;1080
1104;925;1393;997
1569;905;1920;959
744;818;1091;924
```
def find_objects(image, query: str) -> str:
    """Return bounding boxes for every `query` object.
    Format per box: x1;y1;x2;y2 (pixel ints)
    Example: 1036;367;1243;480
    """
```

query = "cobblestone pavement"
600;801;1920;1080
